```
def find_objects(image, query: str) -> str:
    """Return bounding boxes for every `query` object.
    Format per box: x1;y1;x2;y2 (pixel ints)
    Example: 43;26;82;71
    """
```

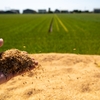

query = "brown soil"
0;49;36;76
0;53;100;100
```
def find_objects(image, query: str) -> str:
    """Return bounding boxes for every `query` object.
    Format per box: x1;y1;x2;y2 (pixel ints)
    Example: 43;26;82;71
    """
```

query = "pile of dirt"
0;49;37;76
0;53;100;100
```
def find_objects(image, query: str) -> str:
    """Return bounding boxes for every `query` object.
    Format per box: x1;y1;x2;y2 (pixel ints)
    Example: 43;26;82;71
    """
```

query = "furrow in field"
55;14;68;33
48;18;54;33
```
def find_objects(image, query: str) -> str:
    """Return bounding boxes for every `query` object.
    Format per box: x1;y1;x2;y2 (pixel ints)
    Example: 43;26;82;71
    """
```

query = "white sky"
0;0;100;12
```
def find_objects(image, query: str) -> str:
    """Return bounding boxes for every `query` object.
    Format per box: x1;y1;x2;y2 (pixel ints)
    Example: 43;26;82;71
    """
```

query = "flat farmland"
0;14;100;54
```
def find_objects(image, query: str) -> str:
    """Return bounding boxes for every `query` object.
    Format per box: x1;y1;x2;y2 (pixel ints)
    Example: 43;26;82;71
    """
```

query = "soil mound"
0;49;36;76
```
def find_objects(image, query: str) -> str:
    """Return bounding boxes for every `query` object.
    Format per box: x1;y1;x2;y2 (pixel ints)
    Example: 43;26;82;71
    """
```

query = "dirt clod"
0;49;36;76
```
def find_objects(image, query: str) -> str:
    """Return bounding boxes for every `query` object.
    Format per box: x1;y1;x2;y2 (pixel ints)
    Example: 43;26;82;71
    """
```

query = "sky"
0;0;100;13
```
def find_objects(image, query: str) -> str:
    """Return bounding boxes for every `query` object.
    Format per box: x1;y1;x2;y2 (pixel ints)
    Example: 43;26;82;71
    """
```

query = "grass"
0;14;100;54
57;14;100;54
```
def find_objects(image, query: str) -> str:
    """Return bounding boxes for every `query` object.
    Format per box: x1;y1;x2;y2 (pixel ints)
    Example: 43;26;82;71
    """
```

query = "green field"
0;14;100;54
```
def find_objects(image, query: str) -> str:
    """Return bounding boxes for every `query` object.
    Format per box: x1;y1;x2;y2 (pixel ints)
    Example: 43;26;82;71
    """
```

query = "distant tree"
72;10;83;13
54;9;60;13
82;10;89;13
73;10;78;13
48;11;53;13
69;11;73;13
78;10;82;13
61;10;69;13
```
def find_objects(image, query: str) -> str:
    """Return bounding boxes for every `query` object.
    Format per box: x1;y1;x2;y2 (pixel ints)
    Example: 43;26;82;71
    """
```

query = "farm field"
0;14;100;54
1;14;100;100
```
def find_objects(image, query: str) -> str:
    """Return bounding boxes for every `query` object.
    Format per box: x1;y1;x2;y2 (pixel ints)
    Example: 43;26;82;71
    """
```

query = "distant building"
0;10;5;14
48;8;51;12
23;9;37;14
73;10;79;13
94;9;100;13
4;9;20;14
48;8;53;13
61;10;69;13
38;9;47;13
